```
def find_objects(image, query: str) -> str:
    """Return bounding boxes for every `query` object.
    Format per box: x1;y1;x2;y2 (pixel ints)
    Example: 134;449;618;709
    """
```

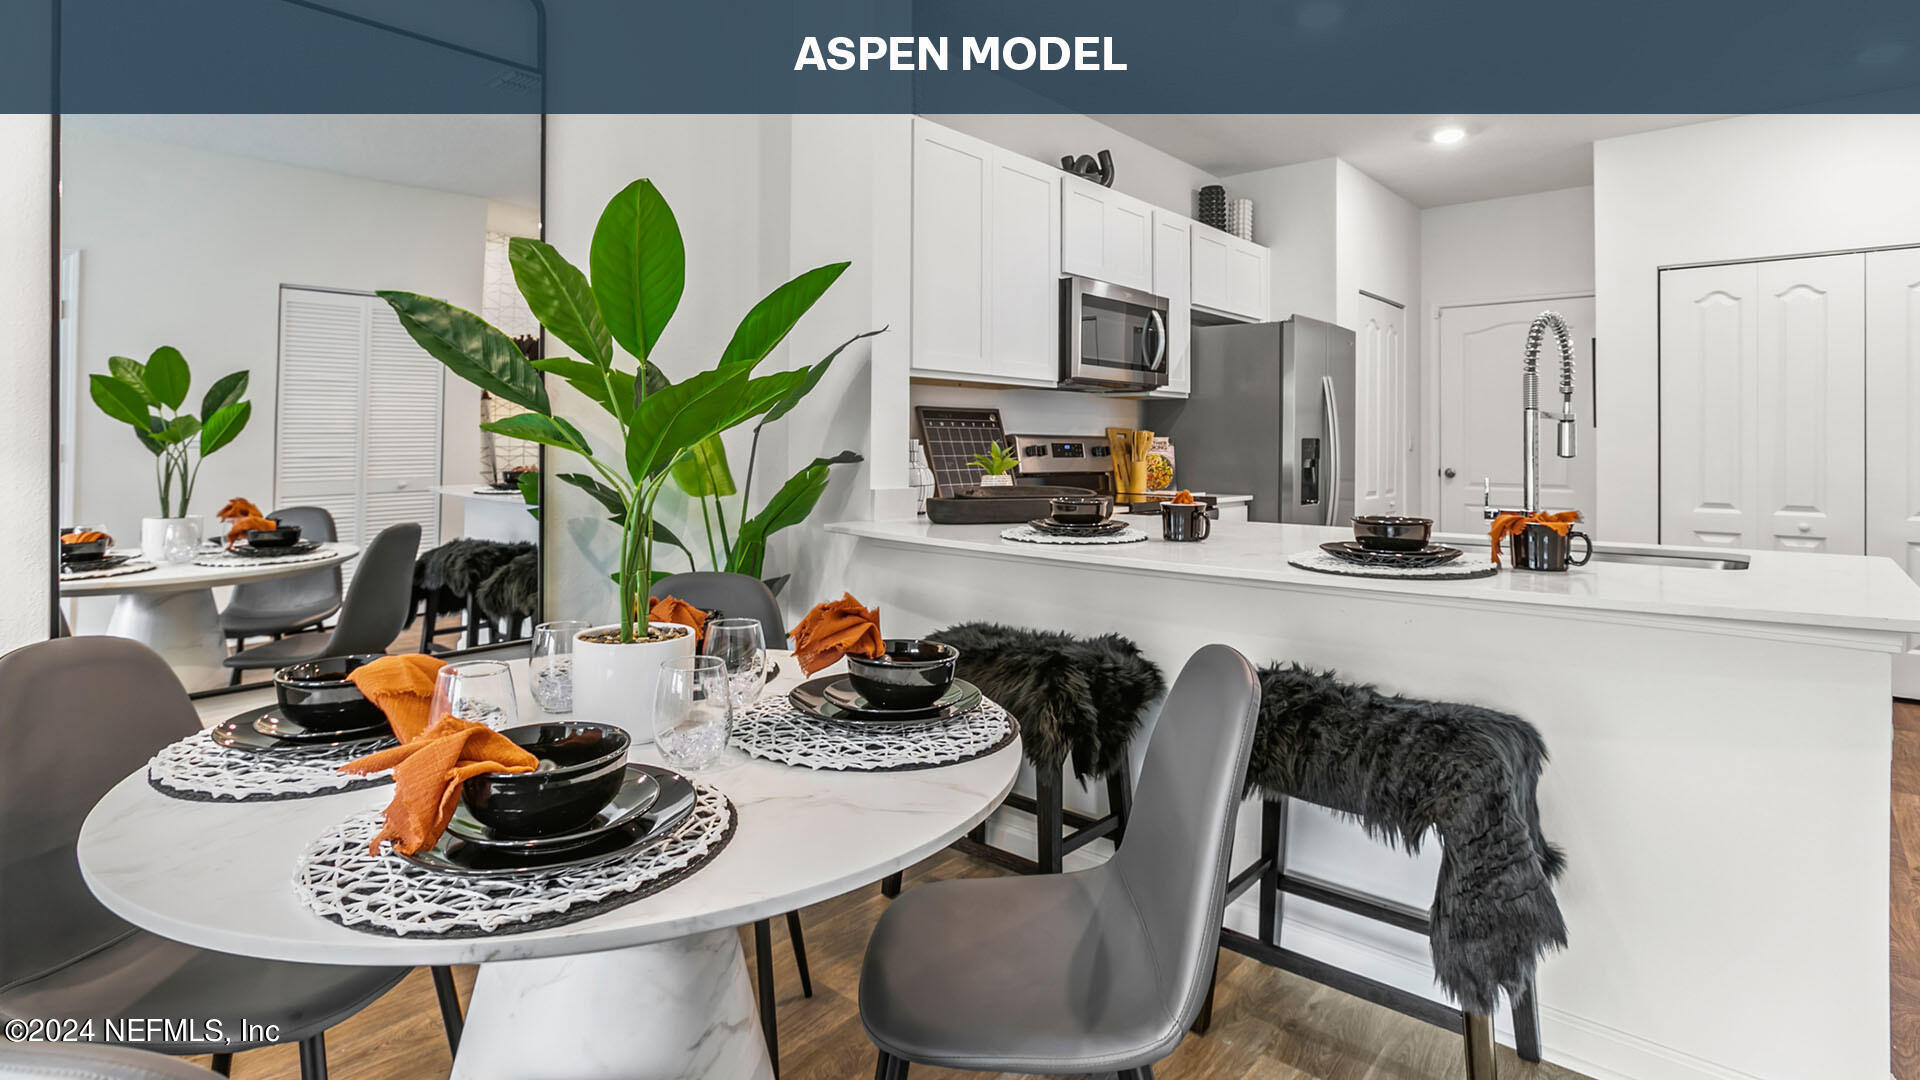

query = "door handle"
1321;374;1342;527
1443;467;1457;479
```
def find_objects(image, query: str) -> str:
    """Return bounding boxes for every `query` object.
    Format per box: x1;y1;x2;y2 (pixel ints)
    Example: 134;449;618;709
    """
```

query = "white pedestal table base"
106;587;225;691
454;928;773;1080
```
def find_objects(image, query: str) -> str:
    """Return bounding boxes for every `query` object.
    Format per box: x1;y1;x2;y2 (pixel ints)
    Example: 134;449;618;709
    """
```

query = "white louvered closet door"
275;288;441;587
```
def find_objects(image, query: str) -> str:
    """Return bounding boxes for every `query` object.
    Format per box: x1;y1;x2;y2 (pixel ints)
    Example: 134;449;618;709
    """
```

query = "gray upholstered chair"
220;506;343;647
648;571;808;1074
223;522;422;683
0;637;410;1079
860;643;1261;1080
0;1042;223;1079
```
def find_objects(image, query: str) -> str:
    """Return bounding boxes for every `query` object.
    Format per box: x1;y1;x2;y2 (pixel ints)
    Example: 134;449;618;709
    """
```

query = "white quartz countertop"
828;518;1920;642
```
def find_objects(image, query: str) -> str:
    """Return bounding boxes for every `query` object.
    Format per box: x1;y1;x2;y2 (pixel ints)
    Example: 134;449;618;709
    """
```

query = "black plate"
445;765;661;851
1026;518;1126;536
1319;541;1464;569
402;764;696;876
210;705;393;753
252;708;392;743
791;675;982;725
232;539;322;558
61;553;136;573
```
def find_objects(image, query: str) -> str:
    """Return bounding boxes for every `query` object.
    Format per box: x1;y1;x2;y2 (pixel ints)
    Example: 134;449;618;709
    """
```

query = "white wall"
1594;115;1920;541
1221;158;1339;322
928;114;1221;216
62;127;488;549
1334;162;1422;510
0;116;52;653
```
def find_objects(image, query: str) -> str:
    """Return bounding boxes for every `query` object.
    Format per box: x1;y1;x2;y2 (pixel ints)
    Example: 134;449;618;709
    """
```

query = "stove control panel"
1008;434;1112;474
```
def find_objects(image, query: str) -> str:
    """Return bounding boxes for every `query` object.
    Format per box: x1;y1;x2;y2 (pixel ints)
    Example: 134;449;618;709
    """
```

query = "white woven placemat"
1286;549;1499;580
731;693;1016;772
60;560;157;581
1000;524;1148;545
192;543;344;568
295;783;735;937
147;729;396;802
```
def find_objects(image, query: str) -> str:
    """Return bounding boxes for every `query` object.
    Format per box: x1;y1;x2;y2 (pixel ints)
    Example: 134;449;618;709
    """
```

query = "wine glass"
162;517;202;564
704;617;766;719
652;655;730;770
530;620;590;714
430;660;520;731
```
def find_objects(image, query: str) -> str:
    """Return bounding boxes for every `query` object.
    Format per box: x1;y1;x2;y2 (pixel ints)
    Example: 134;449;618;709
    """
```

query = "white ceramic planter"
976;474;1014;488
141;516;202;564
571;622;696;744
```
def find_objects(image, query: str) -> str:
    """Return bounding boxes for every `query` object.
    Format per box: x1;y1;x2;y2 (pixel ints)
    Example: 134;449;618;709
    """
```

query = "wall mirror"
53;0;546;697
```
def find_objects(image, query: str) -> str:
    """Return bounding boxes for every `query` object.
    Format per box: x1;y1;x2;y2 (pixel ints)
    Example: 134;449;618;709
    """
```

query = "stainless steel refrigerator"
1144;316;1356;525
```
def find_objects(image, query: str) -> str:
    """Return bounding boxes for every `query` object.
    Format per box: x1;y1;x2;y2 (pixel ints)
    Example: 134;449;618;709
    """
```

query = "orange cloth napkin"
223;513;277;549
347;654;448;743
1488;511;1581;566
216;497;263;522
341;716;539;855
60;530;111;545
788;592;885;676
648;595;710;640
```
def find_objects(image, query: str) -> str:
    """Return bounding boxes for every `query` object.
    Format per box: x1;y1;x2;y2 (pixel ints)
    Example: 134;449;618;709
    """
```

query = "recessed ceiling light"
1431;127;1467;145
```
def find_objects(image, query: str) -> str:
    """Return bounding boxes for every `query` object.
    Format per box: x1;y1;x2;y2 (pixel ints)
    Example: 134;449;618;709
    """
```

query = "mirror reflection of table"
433;485;538;545
59;543;360;691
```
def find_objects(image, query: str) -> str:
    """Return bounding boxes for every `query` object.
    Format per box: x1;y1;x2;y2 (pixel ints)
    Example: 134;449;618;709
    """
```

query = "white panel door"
1867;247;1920;695
910;122;991;377
1354;293;1407;517
1660;265;1760;546
1150;210;1192;396
1753;254;1865;552
1437;297;1596;534
987;151;1060;382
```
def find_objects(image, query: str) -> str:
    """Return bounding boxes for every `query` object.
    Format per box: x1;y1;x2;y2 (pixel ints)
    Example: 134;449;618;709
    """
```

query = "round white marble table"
78;653;1020;1079
60;543;359;691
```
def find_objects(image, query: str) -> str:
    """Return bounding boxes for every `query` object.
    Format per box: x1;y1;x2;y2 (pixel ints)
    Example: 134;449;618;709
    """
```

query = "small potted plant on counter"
88;346;251;562
968;441;1018;488
379;178;873;729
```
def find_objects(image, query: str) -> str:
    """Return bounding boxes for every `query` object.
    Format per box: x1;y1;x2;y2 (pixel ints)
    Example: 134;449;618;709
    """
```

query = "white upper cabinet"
911;120;1060;385
1190;224;1270;322
1061;175;1153;293
1150;210;1192;397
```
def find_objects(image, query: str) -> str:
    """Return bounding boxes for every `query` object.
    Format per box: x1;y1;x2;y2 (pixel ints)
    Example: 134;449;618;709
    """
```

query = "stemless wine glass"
530;620;590;714
430;660;520;731
161;517;202;564
652;655;730;770
704;617;766;719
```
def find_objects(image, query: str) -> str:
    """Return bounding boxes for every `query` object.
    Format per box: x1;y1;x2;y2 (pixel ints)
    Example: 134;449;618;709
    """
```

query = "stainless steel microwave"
1059;275;1170;391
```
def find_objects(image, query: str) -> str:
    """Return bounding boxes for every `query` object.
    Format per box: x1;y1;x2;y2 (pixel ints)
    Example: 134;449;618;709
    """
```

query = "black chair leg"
418;603;437;654
208;1053;232;1076
1105;767;1134;845
873;1049;910;1080
881;871;902;898
228;667;242;687
297;1033;328;1080
430;964;465;1054
1117;1067;1155;1080
1512;974;1542;1061
1463;1012;1497;1080
784;910;813;997
1190;951;1218;1035
1259;796;1288;946
1035;765;1065;874
754;918;780;1079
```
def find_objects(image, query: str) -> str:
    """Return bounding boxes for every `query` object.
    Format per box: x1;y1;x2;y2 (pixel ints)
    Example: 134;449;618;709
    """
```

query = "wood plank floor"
192;703;1920;1079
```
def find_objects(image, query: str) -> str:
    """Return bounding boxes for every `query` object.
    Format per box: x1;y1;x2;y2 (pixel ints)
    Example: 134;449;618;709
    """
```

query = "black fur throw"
1248;663;1567;1014
925;623;1164;781
476;551;539;625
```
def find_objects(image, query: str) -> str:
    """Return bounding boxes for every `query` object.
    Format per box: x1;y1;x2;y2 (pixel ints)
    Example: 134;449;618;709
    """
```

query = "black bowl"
462;723;633;838
845;639;959;710
1048;495;1114;526
247;525;304;548
274;655;388;731
60;538;110;562
1351;515;1433;553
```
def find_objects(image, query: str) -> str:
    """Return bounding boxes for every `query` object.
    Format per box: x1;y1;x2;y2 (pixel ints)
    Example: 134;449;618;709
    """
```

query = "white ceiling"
65;114;542;209
1089;114;1724;208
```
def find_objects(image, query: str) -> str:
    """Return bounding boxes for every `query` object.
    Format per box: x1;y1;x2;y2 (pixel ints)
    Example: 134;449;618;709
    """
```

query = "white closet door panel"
988;152;1060;382
1869;248;1920;574
1660;264;1758;546
275;291;366;502
911;123;992;375
1754;254;1865;553
1354;294;1406;517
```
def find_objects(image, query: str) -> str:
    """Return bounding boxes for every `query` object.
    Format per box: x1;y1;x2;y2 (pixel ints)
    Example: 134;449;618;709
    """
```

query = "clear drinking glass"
704;617;766;718
652;655;731;770
530;620;590;713
430;660;520;731
162;517;202;564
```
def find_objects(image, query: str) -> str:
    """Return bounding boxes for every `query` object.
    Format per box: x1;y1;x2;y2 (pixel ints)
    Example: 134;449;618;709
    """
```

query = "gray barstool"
220;506;343;648
0;1042;223;1079
0;637;411;1079
650;571;809;1077
223;523;422;683
860;644;1261;1080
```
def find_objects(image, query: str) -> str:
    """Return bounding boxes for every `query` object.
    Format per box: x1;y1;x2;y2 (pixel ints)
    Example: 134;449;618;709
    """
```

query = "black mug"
1509;522;1592;571
1162;503;1211;542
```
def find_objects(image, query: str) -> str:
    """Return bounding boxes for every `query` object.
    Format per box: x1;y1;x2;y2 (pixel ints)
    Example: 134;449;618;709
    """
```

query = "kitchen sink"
1439;537;1751;570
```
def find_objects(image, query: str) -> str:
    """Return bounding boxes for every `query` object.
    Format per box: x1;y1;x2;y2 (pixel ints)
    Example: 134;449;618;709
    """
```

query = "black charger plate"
791;675;982;725
1320;541;1464;569
1026;518;1126;536
211;705;392;753
61;553;136;573
445;765;661;851
403;765;696;876
232;540;322;558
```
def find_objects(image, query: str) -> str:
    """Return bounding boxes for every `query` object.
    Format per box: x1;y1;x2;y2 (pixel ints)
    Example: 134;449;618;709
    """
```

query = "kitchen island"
825;517;1920;1080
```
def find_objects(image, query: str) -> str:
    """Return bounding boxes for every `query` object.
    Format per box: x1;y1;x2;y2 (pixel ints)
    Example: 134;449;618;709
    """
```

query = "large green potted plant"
379;179;871;727
87;346;251;561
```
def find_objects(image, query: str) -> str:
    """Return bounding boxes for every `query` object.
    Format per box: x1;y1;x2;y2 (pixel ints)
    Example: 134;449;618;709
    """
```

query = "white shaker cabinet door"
1869;247;1920;576
910;121;993;377
988;151;1061;383
1150;210;1192;396
1189;226;1229;313
1060;176;1152;293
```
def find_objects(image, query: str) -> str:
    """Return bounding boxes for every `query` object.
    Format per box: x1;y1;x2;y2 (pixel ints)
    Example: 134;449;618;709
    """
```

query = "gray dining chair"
223;522;422;683
0;636;412;1080
221;506;343;648
649;571;809;1075
0;1042;224;1079
860;643;1261;1080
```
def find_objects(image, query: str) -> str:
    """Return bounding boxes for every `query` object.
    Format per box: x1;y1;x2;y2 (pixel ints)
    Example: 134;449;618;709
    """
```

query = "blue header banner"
6;0;1919;113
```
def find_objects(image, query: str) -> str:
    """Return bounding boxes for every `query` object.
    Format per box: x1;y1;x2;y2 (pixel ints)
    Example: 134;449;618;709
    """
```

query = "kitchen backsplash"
909;382;1141;441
